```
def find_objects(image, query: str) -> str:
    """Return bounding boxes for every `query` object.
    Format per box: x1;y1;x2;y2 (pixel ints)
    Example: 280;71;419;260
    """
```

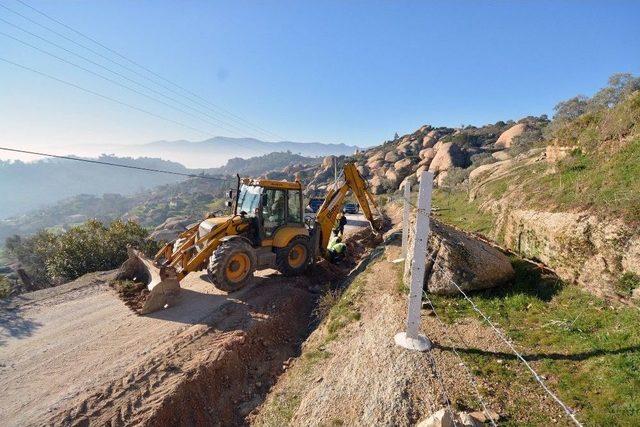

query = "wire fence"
425;253;584;427
0;147;232;182
423;345;458;427
421;290;498;426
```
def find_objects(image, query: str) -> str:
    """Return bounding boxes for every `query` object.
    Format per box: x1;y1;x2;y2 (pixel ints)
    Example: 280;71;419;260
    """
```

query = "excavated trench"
142;228;385;427
43;225;387;427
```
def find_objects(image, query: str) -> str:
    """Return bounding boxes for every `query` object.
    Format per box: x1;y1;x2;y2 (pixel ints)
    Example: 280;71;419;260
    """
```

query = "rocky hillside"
271;74;640;301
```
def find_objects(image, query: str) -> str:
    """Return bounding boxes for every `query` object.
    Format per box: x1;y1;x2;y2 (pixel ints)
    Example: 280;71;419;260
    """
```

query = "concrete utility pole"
395;171;433;352
401;181;411;259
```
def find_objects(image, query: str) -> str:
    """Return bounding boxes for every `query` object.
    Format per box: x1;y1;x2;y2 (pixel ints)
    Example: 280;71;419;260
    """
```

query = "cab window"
288;189;302;223
262;189;286;237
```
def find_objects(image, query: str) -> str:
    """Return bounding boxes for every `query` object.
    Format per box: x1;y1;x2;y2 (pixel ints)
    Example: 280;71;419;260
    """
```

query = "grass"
0;275;11;298
522;138;640;223
431;189;495;234
428;167;640;423
615;272;640;297
426;258;640;425
324;272;366;342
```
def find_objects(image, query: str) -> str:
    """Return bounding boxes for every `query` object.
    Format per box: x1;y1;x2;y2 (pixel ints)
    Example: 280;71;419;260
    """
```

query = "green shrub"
0;276;11;298
469;152;496;168
6;219;160;287
616;272;640;296
441;167;470;188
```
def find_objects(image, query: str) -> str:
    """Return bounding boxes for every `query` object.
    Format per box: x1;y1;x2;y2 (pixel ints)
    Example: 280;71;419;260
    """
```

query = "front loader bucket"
116;247;181;314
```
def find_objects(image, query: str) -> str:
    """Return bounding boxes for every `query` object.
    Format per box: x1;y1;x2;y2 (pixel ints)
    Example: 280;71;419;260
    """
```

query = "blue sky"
1;0;639;153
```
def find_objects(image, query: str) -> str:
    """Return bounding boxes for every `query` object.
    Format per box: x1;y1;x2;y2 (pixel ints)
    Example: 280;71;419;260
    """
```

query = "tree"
6;219;158;289
553;95;589;123
590;73;640;110
394;132;399;140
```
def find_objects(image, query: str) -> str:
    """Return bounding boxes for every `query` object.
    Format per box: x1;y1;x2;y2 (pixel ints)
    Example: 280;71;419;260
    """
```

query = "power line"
0;17;266;139
427;255;583;427
4;0;285;142
0;30;255;139
0;55;217;137
0;146;232;182
0;52;276;160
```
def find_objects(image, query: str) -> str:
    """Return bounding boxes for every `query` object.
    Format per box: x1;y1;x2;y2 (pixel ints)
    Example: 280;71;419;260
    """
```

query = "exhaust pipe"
116;247;181;314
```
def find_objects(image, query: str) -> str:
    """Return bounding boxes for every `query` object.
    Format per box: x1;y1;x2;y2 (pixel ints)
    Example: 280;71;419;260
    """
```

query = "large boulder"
321;155;335;169
369;175;386;194
366;158;385;171
545;145;578;163
393;158;414;175
356;164;369;177
419;147;436;160
384;168;401;187
368;151;385;163
399;174;417;190
384;150;399;163
428;142;467;174
422;134;437;148
404;219;515;295
495;123;526;149
491;150;512;161
396;141;414;156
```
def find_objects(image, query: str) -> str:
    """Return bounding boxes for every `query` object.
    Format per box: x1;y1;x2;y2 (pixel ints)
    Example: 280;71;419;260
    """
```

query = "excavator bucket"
116;247;181;314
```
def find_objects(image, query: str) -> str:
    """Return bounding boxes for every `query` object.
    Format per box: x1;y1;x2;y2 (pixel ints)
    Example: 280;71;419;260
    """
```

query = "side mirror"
227;189;234;199
225;200;233;207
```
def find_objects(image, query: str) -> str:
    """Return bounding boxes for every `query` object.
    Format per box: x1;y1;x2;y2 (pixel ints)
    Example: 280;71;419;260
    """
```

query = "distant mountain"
99;137;357;168
0;151;320;231
0;156;193;219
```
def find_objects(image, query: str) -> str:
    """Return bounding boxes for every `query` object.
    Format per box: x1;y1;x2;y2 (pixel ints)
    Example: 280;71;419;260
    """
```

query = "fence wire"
426;254;583;427
421;291;498;426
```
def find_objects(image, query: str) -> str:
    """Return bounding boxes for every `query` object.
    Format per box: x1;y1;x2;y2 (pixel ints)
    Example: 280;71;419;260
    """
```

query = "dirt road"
0;267;321;426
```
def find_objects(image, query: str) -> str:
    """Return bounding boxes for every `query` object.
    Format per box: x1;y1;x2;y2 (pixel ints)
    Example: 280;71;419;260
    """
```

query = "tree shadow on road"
0;303;42;346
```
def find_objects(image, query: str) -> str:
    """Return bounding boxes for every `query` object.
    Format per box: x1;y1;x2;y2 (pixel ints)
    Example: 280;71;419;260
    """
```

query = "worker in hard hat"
327;234;347;263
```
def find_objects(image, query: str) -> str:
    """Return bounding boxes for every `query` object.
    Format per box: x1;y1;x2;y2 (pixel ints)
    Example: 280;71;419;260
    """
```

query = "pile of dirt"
110;279;150;312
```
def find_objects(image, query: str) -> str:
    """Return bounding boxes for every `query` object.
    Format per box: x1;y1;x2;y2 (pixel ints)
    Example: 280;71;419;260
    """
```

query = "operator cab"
235;179;305;245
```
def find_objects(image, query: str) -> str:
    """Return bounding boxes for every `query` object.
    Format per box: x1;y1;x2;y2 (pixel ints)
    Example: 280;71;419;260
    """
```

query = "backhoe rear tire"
207;239;256;292
276;236;311;277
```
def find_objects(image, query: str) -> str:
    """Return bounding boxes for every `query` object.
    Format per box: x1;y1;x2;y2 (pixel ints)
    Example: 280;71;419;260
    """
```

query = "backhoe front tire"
207;239;256;292
276;236;311;277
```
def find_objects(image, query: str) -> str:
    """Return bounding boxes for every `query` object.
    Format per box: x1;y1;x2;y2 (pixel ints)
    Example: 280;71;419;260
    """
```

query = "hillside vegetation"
4;220;158;293
0;156;191;219
0;151;319;241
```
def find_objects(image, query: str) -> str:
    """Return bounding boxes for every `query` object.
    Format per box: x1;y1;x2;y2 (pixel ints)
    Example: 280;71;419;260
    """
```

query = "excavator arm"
313;162;379;257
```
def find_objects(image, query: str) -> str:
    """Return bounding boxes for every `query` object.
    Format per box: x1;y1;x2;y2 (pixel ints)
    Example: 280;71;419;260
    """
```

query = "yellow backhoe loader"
117;162;379;314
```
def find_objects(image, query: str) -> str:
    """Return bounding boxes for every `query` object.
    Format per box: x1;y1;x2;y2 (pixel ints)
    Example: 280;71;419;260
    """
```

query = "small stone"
484;410;500;421
468;412;486;422
315;376;323;383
